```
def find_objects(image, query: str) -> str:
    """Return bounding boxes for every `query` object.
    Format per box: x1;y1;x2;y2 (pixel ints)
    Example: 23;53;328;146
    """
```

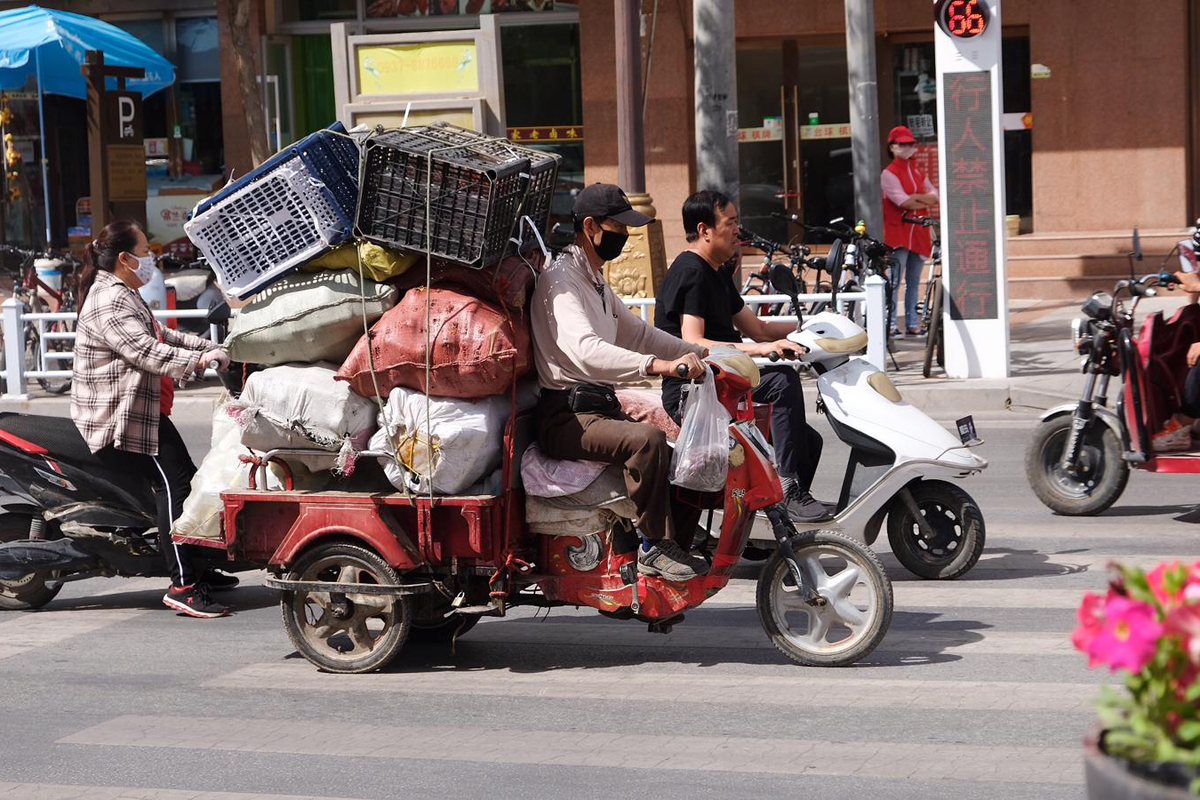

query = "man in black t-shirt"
655;190;830;522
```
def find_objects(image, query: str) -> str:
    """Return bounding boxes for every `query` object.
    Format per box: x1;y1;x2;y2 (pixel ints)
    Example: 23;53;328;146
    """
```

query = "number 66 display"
935;0;990;39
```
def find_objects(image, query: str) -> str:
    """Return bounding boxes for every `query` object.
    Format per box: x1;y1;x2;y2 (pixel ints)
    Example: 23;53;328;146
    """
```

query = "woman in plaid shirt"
72;221;232;618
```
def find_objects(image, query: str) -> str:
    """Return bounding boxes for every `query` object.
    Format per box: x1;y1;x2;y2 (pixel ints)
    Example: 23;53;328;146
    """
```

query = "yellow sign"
801;123;852;140
508;126;583;142
107;145;147;201
357;42;479;96
353;108;477;130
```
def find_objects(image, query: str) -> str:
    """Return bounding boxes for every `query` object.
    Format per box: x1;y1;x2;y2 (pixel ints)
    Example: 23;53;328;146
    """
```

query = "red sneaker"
162;584;229;618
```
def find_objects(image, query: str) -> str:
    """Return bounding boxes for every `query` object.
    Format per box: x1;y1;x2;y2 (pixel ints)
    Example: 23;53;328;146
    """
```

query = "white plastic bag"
669;375;730;492
369;387;510;495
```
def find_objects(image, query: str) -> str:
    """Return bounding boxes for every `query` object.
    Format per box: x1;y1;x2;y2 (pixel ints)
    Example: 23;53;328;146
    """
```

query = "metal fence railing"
1;298;225;398
0;274;888;398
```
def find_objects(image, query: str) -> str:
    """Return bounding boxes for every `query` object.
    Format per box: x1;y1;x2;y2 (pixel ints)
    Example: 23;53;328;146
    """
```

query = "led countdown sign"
936;0;989;39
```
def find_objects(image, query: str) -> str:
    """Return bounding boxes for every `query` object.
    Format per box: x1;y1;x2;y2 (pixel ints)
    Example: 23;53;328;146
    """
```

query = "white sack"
369;387;509;495
228;362;377;473
225;269;396;365
174;396;323;541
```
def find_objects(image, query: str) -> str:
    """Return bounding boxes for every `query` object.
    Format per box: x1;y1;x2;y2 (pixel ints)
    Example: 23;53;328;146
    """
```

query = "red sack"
336;287;532;400
391;250;541;311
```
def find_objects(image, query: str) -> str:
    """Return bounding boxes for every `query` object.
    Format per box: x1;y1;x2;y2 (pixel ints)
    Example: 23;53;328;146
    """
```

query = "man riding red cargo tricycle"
186;349;892;674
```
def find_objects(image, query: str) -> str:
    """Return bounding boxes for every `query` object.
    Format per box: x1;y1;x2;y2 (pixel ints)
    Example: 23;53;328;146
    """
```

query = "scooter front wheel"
886;481;986;580
1025;414;1129;516
756;530;892;667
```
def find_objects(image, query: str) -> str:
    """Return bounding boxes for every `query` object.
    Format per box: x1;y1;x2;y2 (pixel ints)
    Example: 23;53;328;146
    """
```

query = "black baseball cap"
572;183;654;227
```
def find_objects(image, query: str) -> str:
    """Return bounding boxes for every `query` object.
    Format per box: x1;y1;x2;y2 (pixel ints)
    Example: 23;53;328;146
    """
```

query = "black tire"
1025;414;1129;516
756;529;892;667
886;480;986;580
408;599;479;643
279;542;412;674
0;515;62;611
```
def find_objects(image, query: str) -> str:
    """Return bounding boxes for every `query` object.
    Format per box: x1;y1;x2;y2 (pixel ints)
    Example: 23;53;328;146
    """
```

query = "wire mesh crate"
420;123;561;236
185;123;359;299
354;127;535;269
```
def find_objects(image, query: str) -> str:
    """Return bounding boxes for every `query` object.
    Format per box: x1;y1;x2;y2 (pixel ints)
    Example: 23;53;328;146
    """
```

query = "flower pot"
1085;728;1197;799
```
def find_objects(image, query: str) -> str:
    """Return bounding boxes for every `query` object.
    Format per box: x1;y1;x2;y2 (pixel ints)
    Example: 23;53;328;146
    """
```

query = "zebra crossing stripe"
0;782;361;800
205;661;1100;712
0;609;147;661
58;714;1083;785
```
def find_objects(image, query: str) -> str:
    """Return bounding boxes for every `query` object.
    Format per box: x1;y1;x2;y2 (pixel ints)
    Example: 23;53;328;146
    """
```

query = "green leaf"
1179;722;1200;744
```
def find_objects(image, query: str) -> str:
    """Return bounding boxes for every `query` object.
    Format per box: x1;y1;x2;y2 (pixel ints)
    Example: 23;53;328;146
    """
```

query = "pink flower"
1164;604;1200;665
1087;595;1164;674
1072;592;1108;667
1148;562;1186;610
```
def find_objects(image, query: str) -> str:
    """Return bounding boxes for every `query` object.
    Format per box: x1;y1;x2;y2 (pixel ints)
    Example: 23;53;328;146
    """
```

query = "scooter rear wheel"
886;481;986;580
756;530;892;667
0;515;62;611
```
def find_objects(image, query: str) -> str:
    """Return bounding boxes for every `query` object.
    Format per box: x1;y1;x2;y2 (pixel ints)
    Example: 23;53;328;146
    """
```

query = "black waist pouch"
568;383;621;414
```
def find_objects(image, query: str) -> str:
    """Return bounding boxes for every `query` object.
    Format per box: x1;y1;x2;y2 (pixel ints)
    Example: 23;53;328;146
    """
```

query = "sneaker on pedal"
638;539;707;581
199;570;239;591
163;584;229;618
784;483;834;523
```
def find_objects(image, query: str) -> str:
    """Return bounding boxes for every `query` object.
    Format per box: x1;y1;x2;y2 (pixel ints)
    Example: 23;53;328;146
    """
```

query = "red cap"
888;125;918;144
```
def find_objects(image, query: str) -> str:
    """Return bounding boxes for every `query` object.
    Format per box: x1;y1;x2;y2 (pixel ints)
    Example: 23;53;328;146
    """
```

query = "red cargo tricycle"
179;353;893;673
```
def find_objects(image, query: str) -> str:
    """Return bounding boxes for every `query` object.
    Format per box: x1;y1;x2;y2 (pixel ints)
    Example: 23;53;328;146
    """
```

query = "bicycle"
0;245;80;394
737;227;816;317
899;214;945;378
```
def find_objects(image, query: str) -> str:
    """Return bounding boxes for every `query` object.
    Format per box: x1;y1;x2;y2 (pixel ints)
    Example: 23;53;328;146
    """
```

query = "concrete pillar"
845;0;883;237
692;0;738;203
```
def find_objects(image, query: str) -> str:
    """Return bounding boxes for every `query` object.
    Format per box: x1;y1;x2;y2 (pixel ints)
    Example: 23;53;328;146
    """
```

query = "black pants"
665;365;823;490
1184;362;1200;418
96;415;199;587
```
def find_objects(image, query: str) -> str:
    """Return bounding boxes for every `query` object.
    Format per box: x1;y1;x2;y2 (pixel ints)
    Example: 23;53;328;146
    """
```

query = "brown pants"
536;392;675;541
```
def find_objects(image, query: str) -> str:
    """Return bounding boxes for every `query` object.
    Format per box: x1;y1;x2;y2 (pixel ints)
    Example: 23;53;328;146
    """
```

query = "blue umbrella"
0;5;176;242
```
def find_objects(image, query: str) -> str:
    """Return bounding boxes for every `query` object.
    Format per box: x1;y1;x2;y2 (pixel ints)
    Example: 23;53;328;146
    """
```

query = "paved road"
0;409;1197;799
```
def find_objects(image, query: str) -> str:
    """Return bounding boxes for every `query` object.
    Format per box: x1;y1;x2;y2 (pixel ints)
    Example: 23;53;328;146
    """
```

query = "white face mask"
131;254;157;284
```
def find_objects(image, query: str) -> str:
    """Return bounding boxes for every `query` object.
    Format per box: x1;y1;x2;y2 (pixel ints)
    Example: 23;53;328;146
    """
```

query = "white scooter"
755;264;988;580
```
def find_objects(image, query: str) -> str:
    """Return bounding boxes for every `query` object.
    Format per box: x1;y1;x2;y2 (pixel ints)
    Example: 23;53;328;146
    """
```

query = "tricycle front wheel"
279;542;412;674
756;530;892;667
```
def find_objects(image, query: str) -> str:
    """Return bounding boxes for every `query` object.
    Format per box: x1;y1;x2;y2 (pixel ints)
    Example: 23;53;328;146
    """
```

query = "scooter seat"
0;413;154;507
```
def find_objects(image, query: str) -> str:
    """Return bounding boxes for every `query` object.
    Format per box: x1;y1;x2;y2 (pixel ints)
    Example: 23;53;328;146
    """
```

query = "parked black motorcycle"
0;371;252;610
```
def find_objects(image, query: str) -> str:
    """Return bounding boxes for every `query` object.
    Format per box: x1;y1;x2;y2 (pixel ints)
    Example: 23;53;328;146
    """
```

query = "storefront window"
501;22;581;221
796;47;852;239
284;0;357;22
736;46;785;242
366;1;572;18
176;17;220;83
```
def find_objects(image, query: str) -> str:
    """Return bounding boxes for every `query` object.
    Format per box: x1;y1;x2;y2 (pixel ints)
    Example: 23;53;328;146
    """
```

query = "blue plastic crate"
185;123;361;299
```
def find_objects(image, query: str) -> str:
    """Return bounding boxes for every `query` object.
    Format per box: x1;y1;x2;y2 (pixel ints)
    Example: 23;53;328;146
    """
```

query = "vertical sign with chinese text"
935;0;1009;378
942;71;997;320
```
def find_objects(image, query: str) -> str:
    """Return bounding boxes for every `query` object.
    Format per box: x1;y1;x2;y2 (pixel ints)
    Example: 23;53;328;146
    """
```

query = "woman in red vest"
881;125;939;336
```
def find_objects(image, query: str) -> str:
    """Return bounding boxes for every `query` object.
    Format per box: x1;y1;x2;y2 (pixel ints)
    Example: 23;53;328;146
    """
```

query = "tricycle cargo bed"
217;489;523;570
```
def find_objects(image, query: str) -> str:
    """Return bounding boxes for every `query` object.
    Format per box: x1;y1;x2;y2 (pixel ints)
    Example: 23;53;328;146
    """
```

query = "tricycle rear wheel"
756;529;892;667
279;542;412;674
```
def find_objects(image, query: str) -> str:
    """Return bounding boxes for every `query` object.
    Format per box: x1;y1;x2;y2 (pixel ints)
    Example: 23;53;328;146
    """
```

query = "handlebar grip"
676;363;691;378
767;352;780;362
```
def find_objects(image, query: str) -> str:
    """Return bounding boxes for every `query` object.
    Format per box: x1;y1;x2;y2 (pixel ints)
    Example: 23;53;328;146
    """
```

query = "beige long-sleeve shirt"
530;245;703;390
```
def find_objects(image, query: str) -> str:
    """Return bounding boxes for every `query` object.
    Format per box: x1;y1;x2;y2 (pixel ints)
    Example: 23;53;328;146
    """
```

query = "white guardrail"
0;274;887;398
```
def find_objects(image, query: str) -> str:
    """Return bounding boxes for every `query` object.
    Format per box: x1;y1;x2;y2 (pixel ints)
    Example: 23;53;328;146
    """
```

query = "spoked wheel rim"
291;556;399;665
770;544;881;657
1038;426;1106;500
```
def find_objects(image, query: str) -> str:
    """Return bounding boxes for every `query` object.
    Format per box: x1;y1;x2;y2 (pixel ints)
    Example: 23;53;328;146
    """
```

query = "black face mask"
591;229;629;261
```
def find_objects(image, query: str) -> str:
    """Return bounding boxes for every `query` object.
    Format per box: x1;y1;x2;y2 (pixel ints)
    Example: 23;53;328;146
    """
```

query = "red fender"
267;504;421;571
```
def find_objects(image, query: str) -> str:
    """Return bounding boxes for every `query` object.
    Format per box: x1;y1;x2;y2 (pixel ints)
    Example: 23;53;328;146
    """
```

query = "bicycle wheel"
922;279;943;378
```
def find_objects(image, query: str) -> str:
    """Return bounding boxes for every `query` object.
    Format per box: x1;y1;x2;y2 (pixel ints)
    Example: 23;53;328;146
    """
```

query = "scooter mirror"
826;239;845;305
770;262;800;298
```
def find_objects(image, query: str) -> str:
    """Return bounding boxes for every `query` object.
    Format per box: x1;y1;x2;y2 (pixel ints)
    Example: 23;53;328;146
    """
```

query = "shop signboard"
356;41;480;95
934;0;1009;379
